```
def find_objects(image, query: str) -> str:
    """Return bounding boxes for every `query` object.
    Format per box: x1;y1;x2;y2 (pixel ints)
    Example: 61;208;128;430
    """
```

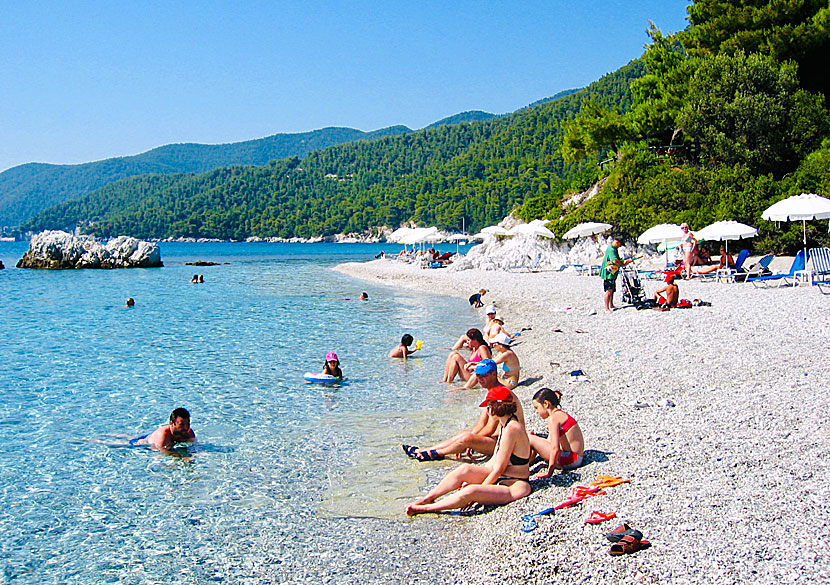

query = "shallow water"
0;241;479;584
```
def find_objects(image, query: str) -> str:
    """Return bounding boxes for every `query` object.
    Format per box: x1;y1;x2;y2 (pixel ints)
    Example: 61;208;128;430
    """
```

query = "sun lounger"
807;247;830;290
737;254;773;283
747;251;805;287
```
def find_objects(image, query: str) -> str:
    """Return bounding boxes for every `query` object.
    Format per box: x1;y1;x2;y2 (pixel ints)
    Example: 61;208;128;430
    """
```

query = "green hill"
23;62;643;240
0;126;412;227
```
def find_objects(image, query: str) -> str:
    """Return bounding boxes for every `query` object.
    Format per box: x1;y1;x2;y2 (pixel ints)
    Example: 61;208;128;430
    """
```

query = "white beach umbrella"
762;193;830;263
562;222;613;239
387;227;415;243
695;220;758;254
638;223;686;265
399;227;438;245
637;223;686;245
508;223;556;238
480;225;512;236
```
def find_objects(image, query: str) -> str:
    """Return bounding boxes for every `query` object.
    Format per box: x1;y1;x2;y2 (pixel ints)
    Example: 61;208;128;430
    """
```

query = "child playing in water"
322;352;343;378
528;388;584;476
389;334;421;359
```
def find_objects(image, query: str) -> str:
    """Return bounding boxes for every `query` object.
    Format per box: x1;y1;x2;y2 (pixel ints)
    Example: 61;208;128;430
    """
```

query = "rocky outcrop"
16;231;163;269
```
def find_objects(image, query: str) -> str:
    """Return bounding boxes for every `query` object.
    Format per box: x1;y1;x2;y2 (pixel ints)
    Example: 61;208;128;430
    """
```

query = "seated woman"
696;246;735;275
406;386;531;515
389;333;420;359
442;328;491;384
528;388;585;476
464;333;520;390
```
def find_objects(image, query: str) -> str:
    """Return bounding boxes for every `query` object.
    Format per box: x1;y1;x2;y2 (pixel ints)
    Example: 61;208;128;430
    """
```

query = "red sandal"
584;511;616;524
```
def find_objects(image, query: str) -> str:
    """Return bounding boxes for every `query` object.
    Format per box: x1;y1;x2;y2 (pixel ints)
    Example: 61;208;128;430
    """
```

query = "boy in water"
131;407;196;452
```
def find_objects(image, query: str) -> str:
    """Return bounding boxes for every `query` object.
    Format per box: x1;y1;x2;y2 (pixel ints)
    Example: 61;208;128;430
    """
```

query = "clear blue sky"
0;1;690;172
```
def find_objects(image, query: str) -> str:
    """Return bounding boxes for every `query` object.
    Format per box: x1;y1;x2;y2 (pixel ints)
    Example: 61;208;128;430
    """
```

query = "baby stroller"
619;264;654;309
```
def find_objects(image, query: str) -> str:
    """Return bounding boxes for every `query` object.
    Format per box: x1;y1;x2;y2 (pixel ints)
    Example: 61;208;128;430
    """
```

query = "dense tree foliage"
0;126;411;227
551;0;830;253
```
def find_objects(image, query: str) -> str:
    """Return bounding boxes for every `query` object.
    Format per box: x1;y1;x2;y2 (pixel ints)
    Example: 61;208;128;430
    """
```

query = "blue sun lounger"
747;251;806;287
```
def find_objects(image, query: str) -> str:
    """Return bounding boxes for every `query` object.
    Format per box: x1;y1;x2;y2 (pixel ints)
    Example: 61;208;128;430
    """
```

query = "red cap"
479;385;512;407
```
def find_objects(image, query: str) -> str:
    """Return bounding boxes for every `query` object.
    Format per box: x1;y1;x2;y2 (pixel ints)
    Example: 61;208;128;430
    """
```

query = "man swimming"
131;407;196;453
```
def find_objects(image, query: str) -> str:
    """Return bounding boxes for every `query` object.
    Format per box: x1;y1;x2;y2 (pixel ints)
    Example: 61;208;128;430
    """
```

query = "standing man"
599;239;631;312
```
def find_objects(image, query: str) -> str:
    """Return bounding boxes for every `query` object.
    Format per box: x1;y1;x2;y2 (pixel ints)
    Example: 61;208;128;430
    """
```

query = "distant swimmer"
125;297;135;307
199;274;204;283
339;293;369;301
191;274;199;283
130;407;196;453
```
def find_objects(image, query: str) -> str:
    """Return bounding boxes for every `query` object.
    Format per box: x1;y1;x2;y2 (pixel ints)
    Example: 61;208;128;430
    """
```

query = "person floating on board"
130;408;196;453
322;352;343;379
389;334;422;359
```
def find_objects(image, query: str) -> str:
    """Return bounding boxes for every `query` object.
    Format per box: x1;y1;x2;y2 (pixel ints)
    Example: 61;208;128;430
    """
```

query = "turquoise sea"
0;241;480;584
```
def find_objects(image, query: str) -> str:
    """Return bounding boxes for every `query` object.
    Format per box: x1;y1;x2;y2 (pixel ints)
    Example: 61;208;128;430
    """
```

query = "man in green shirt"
599;239;630;312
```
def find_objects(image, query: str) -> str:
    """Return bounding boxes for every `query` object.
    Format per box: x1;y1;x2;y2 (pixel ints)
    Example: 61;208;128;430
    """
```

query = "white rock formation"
17;231;163;269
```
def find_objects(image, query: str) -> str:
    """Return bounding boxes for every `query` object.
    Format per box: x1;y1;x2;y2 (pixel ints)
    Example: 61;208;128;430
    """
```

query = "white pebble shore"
335;259;830;585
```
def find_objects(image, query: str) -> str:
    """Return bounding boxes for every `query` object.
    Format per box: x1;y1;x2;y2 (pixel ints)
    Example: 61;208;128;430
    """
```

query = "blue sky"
0;1;690;172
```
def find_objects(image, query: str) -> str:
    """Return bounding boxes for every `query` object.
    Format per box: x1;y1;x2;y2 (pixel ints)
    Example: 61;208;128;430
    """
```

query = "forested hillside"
23;62;642;239
0;126;411;227
541;0;830;252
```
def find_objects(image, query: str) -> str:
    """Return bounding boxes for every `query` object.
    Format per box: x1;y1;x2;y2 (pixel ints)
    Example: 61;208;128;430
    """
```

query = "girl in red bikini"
528;388;584;476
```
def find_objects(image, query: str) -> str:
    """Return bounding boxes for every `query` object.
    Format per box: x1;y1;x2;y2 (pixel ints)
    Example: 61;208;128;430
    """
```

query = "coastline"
336;259;830;584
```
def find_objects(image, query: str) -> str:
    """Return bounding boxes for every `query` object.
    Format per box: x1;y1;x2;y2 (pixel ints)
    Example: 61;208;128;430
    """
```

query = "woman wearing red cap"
405;386;531;515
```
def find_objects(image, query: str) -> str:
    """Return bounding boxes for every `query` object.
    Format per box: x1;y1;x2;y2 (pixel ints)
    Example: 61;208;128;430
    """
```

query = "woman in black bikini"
406;386;531;515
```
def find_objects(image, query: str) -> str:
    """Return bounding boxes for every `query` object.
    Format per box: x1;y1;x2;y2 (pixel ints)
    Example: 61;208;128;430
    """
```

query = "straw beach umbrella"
562;222;613;239
762;193;830;263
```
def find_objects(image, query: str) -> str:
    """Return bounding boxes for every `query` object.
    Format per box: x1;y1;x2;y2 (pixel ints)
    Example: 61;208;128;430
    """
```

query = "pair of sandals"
402;444;444;461
605;523;651;556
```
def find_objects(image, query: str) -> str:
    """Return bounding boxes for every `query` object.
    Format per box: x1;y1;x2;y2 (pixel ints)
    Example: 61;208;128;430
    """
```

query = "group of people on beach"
397;302;584;515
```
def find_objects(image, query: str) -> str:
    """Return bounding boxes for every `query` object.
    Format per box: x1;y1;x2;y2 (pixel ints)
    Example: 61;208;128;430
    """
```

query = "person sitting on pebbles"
461;332;520;389
528;388;584;476
654;273;680;308
404;359;525;461
405;385;531;516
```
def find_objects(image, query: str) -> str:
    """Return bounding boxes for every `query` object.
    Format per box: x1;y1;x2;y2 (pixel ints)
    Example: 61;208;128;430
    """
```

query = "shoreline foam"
336;259;830;584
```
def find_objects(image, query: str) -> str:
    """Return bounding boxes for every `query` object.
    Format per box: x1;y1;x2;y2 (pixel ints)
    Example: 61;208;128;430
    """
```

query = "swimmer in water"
360;292;369;300
125;297;135;307
130;407;195;453
322;352;343;378
389;334;420;359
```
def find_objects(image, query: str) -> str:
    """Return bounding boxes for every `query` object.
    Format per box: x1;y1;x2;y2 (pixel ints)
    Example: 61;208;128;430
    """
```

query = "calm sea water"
0;241;481;584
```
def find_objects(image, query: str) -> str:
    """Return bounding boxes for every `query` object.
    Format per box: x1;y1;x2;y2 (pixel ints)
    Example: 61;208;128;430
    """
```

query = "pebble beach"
336;259;830;584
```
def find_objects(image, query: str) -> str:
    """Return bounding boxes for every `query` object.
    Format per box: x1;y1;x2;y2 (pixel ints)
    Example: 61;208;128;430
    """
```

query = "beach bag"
675;299;693;308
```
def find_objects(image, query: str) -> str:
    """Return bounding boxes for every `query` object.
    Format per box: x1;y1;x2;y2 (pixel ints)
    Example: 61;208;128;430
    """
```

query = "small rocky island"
17;230;163;269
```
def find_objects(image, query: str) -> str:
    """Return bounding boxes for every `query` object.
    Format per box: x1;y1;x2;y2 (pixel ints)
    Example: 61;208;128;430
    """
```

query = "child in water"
528;388;584;476
389;334;422;359
323;352;343;378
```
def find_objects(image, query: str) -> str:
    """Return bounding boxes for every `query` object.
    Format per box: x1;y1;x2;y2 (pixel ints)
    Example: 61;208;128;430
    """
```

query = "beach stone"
16;230;163;269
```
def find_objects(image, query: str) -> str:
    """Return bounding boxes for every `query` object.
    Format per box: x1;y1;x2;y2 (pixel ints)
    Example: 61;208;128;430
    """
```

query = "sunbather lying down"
406;387;531;515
